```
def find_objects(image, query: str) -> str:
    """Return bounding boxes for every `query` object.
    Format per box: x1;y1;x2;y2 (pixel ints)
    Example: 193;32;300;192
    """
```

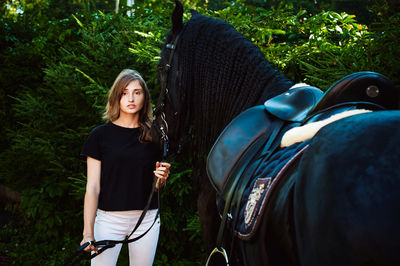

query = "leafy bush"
0;0;398;265
210;0;399;90
1;3;203;265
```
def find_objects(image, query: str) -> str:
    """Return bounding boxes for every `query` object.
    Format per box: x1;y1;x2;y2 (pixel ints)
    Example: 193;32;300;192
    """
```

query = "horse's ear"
172;0;184;35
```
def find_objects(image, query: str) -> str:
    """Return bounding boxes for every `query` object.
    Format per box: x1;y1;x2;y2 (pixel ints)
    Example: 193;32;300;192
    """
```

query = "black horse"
152;1;400;265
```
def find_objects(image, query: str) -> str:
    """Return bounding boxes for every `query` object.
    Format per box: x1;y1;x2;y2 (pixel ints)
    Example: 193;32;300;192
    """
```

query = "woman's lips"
127;104;136;109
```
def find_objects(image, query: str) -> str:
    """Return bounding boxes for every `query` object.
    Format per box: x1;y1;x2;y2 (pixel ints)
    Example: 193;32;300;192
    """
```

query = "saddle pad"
217;140;310;240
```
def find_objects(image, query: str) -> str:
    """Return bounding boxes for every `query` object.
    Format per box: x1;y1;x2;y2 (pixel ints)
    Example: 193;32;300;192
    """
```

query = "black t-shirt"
81;122;161;211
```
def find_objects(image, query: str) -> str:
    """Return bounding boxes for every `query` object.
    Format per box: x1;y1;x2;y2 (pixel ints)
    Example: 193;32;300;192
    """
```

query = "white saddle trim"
280;109;372;148
289;83;310;90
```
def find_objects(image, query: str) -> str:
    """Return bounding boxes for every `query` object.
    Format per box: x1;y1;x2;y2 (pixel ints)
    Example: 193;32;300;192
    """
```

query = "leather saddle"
207;71;398;198
207;85;323;196
205;72;399;263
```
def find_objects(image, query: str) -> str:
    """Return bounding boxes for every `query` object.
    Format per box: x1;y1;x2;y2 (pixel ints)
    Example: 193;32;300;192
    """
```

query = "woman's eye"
135;91;142;95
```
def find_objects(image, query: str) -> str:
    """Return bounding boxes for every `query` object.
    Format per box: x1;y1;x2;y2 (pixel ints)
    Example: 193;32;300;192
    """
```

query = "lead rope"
65;29;180;266
63;176;161;266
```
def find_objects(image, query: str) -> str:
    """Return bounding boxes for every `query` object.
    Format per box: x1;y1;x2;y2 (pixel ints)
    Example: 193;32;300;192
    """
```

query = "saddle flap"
207;106;273;194
264;86;324;122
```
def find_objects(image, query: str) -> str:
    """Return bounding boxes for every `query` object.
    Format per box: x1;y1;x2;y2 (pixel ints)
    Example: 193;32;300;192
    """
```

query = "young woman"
80;69;171;265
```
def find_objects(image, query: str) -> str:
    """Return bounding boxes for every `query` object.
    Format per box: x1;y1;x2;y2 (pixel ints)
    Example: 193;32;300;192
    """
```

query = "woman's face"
119;80;145;117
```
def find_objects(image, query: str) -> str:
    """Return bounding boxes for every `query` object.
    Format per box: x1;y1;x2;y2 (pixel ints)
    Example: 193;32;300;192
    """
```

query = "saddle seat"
265;71;398;123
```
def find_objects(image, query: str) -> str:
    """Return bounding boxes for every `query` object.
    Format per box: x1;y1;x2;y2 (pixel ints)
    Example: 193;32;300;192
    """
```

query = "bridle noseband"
153;28;184;157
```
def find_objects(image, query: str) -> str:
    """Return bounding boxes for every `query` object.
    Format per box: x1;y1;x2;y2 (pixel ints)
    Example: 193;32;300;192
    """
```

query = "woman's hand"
154;161;171;190
81;157;101;254
80;235;98;253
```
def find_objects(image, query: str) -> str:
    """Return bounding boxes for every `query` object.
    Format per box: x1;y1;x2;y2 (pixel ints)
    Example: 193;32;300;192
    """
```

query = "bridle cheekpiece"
153;29;183;158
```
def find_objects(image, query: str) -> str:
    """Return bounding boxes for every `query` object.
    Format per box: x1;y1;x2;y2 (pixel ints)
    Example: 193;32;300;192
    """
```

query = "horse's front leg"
197;179;219;254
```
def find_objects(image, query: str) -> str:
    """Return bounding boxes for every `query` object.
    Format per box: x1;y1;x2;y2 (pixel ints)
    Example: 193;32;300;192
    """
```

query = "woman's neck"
113;114;140;128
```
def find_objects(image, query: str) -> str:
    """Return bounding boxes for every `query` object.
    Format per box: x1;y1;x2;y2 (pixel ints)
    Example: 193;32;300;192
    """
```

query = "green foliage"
0;0;399;265
1;2;202;264
155;158;204;265
209;0;399;90
365;0;400;87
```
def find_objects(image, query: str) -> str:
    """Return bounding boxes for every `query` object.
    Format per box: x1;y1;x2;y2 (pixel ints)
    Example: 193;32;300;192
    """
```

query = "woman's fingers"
80;236;98;253
86;243;98;253
154;162;171;190
154;167;168;173
156;162;171;169
154;164;170;177
155;166;169;172
160;162;171;169
91;245;99;254
80;241;97;253
153;170;167;179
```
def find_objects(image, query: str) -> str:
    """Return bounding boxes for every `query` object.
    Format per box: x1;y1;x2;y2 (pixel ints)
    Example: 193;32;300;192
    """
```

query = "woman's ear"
172;0;184;35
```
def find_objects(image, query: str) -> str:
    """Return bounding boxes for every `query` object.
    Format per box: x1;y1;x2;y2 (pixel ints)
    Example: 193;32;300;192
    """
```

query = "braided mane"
171;12;294;181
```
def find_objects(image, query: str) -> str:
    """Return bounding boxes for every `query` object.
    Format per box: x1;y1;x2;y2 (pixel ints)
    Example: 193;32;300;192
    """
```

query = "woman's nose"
128;93;134;102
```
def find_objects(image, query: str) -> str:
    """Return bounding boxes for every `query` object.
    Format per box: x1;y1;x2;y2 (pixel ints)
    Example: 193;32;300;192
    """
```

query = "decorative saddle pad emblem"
244;177;271;228
234;140;311;240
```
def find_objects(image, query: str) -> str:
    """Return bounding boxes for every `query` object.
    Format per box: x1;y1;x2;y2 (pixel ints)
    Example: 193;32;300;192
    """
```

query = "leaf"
134;30;153;38
335;25;343;34
71;14;84;28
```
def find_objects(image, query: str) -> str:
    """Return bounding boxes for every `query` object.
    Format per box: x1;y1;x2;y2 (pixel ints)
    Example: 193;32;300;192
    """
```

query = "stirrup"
206;247;229;266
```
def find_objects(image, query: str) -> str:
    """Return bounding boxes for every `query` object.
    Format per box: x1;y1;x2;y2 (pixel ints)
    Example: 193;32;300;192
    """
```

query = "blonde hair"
103;69;153;142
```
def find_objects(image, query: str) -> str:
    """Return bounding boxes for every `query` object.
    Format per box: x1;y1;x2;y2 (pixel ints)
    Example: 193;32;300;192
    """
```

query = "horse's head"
151;0;294;159
152;0;187;157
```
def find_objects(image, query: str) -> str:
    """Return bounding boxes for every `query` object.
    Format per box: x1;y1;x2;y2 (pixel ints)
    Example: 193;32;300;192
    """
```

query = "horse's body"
293;111;400;266
154;2;400;265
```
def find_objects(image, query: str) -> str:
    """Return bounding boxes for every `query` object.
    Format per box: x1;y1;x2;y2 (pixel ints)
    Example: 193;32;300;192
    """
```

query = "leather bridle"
153;28;185;157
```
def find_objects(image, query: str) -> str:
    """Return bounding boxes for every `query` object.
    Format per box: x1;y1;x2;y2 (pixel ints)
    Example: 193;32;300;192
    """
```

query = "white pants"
92;209;160;266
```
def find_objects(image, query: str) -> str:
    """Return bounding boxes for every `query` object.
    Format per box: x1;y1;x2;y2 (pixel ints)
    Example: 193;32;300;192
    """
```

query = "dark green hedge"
0;0;398;265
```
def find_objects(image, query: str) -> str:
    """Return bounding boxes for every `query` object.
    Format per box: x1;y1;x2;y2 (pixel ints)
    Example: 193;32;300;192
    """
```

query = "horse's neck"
181;17;293;159
187;56;292;139
184;64;292;162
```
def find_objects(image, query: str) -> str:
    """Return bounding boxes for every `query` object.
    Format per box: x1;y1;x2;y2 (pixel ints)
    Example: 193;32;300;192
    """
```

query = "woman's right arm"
81;156;101;252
